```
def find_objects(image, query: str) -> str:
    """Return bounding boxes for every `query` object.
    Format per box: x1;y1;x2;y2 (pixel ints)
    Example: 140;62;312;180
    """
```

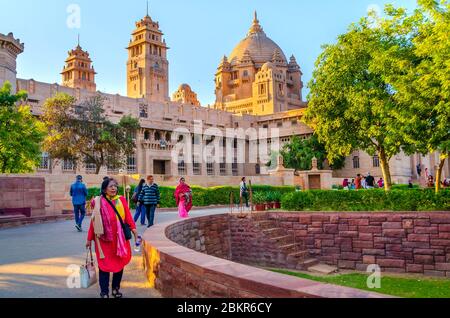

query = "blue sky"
0;0;418;105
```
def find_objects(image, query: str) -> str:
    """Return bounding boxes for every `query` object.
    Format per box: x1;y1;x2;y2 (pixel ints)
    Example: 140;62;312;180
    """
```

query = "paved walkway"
0;207;229;298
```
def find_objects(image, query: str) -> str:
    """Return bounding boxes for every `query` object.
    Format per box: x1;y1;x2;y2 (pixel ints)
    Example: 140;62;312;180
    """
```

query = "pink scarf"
93;196;128;258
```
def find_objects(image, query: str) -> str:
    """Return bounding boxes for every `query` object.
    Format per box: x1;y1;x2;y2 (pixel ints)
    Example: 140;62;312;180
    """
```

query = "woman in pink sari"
174;177;192;218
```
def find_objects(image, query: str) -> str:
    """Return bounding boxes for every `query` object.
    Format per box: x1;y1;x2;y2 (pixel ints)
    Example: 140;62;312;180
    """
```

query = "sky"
0;0;418;106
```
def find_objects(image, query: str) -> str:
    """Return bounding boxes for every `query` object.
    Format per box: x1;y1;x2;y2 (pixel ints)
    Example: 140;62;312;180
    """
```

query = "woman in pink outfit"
86;178;138;298
174;177;192;218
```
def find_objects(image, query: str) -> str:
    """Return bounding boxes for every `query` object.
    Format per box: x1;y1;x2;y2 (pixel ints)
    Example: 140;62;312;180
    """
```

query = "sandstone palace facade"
1;12;447;188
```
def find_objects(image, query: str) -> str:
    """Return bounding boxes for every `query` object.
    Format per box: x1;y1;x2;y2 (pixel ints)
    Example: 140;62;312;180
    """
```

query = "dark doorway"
308;175;321;190
154;160;166;175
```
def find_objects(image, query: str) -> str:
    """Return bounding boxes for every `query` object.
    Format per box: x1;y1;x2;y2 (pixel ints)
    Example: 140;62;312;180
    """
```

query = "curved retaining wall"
142;214;390;298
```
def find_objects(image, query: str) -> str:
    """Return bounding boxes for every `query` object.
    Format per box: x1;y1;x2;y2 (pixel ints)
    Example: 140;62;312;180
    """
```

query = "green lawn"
270;269;450;298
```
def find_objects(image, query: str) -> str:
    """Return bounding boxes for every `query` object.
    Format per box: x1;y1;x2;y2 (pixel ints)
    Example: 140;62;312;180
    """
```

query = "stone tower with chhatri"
61;36;97;92
126;8;169;103
214;12;305;116
0;33;24;93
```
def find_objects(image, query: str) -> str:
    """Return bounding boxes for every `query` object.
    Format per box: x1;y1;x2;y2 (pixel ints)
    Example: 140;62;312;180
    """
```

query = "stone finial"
277;154;285;169
311;157;318;170
247;11;265;36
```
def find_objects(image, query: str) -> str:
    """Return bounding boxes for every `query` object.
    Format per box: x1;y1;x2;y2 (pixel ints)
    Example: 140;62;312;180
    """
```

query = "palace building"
0;12;447;189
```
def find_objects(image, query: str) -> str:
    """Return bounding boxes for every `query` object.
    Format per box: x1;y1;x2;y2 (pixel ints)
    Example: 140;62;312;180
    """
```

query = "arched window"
144;131;150;140
165;132;171;142
154;131;161;141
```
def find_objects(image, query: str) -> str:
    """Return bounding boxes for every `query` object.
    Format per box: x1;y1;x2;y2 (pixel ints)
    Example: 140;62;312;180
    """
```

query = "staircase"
251;214;320;271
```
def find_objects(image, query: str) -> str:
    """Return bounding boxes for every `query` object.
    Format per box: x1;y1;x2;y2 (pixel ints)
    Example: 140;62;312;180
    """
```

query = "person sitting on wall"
377;178;384;188
427;175;434;188
342;178;349;190
366;173;375;189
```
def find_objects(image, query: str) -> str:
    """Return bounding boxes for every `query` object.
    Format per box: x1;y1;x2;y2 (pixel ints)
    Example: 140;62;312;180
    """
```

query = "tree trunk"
435;153;448;193
379;148;392;191
95;163;102;175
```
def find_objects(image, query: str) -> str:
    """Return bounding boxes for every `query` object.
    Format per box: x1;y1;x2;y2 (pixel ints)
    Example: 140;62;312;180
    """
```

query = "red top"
87;196;136;273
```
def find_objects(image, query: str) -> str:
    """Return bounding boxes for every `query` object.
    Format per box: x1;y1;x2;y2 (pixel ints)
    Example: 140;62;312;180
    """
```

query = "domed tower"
126;11;169;103
172;83;200;106
0;32;24;93
214;12;304;115
61;37;97;92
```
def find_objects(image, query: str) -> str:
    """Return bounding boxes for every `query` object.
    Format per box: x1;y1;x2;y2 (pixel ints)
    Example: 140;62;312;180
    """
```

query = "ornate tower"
126;12;169;102
0;32;24;93
61;38;97;92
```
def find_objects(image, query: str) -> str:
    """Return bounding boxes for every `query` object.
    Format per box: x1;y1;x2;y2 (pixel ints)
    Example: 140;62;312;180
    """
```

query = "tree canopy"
42;93;140;174
0;82;46;173
304;0;450;191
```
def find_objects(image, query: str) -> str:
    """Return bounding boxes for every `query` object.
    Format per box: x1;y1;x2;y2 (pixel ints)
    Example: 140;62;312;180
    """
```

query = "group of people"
342;173;384;190
69;175;193;298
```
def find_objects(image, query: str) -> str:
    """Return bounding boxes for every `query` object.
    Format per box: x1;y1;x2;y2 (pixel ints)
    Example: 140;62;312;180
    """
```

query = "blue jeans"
145;204;157;227
73;204;86;227
133;204;146;225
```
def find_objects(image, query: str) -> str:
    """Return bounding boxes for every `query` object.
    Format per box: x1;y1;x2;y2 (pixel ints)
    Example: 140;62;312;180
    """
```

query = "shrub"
87;184;295;209
252;192;267;204
281;189;450;212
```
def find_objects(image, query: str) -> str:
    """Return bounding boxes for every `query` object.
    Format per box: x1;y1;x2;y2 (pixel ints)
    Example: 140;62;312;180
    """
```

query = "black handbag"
105;197;133;241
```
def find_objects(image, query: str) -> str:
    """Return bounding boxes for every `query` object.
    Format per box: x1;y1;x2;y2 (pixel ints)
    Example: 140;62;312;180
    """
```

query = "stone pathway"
0;207;229;298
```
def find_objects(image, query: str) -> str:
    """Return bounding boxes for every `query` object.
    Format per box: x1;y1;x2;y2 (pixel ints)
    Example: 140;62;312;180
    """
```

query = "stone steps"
269;234;294;245
296;258;321;270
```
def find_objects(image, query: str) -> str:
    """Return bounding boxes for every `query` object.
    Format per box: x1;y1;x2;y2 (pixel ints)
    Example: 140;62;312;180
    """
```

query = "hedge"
281;189;450;212
88;185;296;209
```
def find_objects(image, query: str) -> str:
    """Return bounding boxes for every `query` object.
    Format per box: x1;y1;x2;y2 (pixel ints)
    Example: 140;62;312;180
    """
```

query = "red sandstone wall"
165;214;231;259
0;177;45;216
269;212;450;277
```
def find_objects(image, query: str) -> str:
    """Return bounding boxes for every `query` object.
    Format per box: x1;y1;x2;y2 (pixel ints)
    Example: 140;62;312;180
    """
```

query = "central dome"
228;12;287;66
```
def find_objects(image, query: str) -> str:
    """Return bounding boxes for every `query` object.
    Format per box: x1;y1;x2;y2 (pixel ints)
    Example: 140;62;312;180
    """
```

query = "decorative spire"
146;0;149;17
247;11;265;36
77;33;81;48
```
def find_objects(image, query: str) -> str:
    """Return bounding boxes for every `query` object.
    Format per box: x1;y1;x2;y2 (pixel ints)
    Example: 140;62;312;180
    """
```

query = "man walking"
70;175;88;232
138;175;160;228
240;177;249;208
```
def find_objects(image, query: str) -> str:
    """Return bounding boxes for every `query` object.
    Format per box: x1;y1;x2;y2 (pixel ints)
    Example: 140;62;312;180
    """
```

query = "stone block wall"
165;214;232;260
0;177;45;216
268;212;450;277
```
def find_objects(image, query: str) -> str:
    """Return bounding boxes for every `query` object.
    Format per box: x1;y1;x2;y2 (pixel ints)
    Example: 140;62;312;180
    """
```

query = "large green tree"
0;82;45;173
42;93;140;174
374;0;450;193
304;7;418;191
280;135;345;172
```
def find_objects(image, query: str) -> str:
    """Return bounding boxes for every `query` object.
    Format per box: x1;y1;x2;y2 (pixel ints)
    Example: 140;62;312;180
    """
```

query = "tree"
304;8;416;191
42;93;140;174
0;82;46;173
279;135;345;172
374;0;450;193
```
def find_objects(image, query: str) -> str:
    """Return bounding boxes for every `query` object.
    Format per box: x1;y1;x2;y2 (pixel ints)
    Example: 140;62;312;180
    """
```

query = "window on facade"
207;159;214;176
155;131;161;141
243;70;249;77
291;120;298;126
144;131;150;140
277;122;283;128
193;156;201;175
178;159;186;176
255;164;261;175
127;154;137;173
220;158;226;175
62;159;75;172
39;152;50;170
157;83;160;91
139;103;148;118
85;156;96;174
232;158;238;176
353;156;360;169
373;155;380;168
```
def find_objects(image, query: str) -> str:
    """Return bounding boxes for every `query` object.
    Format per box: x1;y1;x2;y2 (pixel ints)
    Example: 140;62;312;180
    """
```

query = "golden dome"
228;12;287;66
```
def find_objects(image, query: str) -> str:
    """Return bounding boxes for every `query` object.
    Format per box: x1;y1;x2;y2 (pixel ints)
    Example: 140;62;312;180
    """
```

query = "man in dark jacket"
70;175;88;232
138;175;160;228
